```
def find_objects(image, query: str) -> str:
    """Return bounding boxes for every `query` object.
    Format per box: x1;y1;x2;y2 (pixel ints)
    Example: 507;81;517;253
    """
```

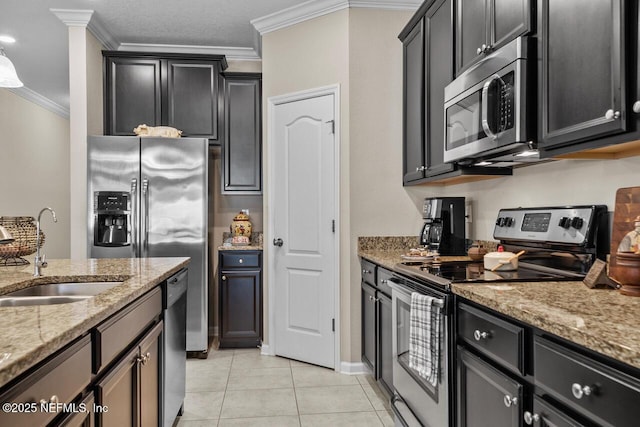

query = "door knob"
273;238;284;247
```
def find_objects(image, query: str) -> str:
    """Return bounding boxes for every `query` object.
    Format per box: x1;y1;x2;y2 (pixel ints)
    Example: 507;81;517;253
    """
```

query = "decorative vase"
467;243;487;261
613;252;640;296
231;211;252;239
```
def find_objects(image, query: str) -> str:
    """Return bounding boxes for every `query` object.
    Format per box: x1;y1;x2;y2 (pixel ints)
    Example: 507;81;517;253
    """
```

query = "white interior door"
271;91;337;368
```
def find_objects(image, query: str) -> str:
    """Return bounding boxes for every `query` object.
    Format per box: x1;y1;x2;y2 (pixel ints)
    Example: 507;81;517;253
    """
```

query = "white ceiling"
1;0;309;114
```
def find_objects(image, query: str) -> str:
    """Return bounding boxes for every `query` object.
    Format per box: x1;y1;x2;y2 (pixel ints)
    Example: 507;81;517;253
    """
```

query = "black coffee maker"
420;197;466;255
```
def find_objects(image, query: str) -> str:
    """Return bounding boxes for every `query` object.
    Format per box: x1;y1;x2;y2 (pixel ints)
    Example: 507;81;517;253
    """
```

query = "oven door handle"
388;278;446;309
481;74;504;140
387;278;412;297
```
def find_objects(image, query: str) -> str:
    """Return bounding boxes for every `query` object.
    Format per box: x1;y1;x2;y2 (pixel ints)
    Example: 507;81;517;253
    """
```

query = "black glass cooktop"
396;260;581;284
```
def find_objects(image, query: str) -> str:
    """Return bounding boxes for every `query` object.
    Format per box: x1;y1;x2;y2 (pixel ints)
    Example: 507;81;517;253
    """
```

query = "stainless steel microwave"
443;37;532;164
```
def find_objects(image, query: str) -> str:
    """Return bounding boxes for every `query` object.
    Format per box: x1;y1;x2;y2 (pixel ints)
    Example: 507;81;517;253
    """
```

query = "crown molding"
50;9;94;27
251;0;421;35
8;86;70;119
87;16;119;50
118;43;260;60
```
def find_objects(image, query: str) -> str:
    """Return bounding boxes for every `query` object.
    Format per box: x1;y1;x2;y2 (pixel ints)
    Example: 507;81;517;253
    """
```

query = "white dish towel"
409;291;442;387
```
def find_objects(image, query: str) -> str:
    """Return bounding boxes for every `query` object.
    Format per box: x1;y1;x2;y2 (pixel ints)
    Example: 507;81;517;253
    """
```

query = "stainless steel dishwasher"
163;268;188;427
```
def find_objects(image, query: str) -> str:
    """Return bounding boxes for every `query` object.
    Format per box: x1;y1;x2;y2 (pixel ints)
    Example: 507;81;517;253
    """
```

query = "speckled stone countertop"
0;257;189;388
358;237;640;371
218;231;263;251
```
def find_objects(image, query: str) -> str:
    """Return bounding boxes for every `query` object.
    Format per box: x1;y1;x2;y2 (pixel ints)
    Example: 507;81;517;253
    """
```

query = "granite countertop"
359;247;640;371
0;257;189;388
218;244;263;251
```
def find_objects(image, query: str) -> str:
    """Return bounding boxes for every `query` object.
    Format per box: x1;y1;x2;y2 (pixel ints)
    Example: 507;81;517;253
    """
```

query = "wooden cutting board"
609;186;640;280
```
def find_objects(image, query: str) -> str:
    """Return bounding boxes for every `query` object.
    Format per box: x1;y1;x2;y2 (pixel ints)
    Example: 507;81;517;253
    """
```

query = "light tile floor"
176;347;394;427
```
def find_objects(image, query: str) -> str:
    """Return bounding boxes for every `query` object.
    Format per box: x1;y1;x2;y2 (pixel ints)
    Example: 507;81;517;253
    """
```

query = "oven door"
443;38;530;164
389;277;450;427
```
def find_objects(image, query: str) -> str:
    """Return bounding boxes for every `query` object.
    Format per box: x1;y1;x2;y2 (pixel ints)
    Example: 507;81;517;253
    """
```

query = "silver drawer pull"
503;395;518;407
473;329;490;341
633;101;640;114
239;258;243;264
605;109;621;120
40;395;59;406
380;279;388;284
362;269;371;274
571;383;592;399
523;411;540;425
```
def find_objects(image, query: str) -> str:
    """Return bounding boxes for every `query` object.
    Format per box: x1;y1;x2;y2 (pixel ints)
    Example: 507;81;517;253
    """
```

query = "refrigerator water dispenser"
93;191;130;246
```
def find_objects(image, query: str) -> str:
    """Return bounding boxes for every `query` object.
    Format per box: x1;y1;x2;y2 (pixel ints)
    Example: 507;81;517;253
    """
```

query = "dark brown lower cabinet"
361;282;377;373
96;321;163;427
58;393;95;427
219;250;263;348
457;347;523;427
377;291;393;395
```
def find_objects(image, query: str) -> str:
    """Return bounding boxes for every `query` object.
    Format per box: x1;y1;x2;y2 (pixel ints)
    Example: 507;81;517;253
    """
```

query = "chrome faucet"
34;207;57;277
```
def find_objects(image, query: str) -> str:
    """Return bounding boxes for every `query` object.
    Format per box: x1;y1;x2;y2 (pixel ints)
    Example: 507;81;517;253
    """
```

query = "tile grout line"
214;349;233;427
290;359;303;426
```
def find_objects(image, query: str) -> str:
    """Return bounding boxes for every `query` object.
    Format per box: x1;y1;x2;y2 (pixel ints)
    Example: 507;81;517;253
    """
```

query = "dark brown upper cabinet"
103;52;227;142
456;0;532;76
221;73;262;194
537;0;626;151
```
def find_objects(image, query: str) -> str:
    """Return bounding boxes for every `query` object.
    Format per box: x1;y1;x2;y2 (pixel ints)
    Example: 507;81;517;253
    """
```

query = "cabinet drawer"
0;335;92;427
94;287;162;373
220;252;260;268
458;303;525;375
376;267;393;296
534;336;640;427
361;259;376;287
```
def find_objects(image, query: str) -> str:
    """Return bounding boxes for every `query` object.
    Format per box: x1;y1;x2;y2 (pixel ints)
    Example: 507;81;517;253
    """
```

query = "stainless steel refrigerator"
87;135;209;353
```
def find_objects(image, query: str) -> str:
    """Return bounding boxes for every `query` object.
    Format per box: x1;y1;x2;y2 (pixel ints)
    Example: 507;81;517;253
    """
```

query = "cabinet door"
105;57;162;135
361;282;377;373
491;0;531;52
538;0;625;149
166;60;220;140
402;21;426;184
377;292;393;395
219;269;262;347
425;0;455;177
58;393;95;427
222;74;262;194
457;348;523;427
96;345;138;427
456;0;488;76
139;322;162;427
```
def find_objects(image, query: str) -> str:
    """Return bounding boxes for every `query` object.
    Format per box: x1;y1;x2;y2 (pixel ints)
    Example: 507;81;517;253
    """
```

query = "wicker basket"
0;216;45;266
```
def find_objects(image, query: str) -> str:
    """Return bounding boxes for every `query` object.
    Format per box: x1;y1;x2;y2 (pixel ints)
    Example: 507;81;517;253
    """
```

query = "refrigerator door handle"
142;178;149;257
130;178;138;257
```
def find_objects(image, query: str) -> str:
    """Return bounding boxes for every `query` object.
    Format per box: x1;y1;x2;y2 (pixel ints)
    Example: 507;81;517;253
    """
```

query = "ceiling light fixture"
0;47;24;88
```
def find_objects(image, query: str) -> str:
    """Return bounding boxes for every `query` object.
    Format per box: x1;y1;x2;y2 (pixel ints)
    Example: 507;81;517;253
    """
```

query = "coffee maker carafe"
420;197;466;255
93;191;130;247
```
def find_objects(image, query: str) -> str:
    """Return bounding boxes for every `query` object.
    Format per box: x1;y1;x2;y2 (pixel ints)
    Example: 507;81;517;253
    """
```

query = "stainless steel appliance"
87;135;209;353
391;205;608;426
163;268;188;427
420;197;466;255
444;37;534;165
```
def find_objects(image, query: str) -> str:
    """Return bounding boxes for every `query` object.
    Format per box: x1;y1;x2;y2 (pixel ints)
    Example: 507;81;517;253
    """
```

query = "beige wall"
349;8;415;360
0;90;70;260
262;9;351;359
408;156;640;241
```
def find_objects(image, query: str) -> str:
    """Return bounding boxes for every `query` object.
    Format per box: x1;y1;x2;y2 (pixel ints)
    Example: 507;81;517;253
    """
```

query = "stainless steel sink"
0;281;123;307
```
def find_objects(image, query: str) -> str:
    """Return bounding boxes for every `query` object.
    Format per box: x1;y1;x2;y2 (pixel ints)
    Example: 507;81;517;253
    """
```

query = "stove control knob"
496;217;506;227
571;217;584;229
559;217;571;229
505;217;515;227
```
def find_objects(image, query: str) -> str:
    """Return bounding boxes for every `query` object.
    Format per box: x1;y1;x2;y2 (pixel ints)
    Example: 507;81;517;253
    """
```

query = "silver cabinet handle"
415;166;426;172
473;329;490;341
633;101;640;113
571;383;592;399
368;295;380;302
222;275;226;281
239;258;243;264
40;395;59;406
503;395;518;407
380;279;388;284
605;109;621;120
523;411;540;425
477;47;483;54
362;269;371;274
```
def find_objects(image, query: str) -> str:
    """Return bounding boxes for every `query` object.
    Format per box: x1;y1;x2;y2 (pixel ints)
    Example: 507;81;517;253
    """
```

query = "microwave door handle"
481;74;503;140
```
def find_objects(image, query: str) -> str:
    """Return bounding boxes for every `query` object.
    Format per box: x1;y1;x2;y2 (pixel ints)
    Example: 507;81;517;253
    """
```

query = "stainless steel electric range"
389;205;609;427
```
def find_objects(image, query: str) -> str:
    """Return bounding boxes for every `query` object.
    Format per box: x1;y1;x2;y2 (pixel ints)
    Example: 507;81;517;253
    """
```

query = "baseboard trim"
339;361;368;375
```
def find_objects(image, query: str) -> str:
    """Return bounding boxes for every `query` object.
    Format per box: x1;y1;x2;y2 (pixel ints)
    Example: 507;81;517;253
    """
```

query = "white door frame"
265;84;341;371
